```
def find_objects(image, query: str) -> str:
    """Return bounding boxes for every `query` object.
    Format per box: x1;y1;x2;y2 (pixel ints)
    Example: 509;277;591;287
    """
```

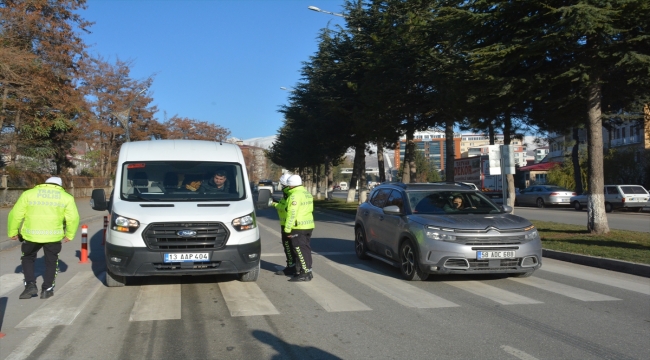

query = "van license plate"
164;253;209;262
477;251;516;259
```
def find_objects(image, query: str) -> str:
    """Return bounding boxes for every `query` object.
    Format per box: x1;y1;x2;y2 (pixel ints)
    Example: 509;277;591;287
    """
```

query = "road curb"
315;207;650;278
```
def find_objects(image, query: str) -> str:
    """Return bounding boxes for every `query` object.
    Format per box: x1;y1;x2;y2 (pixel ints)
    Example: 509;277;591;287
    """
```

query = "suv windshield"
407;190;502;214
120;161;247;201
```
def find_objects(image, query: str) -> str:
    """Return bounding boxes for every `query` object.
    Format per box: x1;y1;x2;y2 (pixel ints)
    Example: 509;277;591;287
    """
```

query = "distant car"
332;184;341;191
339;182;349;191
515;185;576;208
257;179;274;194
570;185;650;213
354;182;542;280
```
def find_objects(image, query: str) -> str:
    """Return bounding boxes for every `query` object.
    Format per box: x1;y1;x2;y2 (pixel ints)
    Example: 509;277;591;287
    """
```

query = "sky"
78;0;348;142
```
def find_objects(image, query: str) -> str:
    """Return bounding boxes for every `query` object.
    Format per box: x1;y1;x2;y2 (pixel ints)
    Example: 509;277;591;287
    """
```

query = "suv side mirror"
383;205;402;215
256;189;272;209
90;189;107;211
501;205;513;213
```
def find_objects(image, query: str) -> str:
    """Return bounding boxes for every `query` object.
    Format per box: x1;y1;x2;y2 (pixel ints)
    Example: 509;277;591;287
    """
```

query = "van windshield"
120;161;247;202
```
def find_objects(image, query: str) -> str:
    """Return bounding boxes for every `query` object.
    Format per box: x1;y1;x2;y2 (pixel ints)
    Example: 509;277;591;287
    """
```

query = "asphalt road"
1;208;649;360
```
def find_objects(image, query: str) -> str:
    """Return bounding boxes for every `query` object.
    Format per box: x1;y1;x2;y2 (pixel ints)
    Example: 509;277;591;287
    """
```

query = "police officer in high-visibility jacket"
7;177;80;299
283;174;315;282
273;174;299;276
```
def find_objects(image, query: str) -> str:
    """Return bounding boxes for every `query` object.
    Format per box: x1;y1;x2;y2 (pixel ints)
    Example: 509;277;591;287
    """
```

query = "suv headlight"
426;226;456;241
523;225;539;240
112;213;140;233
233;212;256;231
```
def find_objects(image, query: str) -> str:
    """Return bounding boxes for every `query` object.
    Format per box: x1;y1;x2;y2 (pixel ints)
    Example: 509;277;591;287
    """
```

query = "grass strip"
314;199;650;265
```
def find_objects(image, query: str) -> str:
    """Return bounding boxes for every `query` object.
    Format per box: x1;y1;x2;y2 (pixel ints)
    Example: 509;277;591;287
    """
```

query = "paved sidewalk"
0;197;107;252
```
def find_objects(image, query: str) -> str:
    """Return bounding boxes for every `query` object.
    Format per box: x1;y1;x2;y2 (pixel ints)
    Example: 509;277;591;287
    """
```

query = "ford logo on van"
177;230;197;237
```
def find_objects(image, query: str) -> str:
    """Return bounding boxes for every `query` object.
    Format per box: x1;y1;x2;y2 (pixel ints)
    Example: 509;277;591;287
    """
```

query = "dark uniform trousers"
290;229;313;272
280;226;297;267
21;240;62;290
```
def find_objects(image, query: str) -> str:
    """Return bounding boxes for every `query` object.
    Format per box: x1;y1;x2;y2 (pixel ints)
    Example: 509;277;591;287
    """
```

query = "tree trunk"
1;87;8;129
402;128;415;183
10;110;20;165
572;127;583;194
377;141;386;183
347;145;364;203
503;114;515;211
445;119;455;182
359;153;368;204
586;81;609;234
324;157;332;200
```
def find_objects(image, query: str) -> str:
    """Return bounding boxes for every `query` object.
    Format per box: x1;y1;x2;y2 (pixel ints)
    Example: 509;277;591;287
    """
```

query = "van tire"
106;268;126;287
238;262;260;282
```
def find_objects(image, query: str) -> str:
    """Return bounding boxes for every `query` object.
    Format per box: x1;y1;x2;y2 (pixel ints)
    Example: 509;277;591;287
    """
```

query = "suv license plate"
164;252;209;263
476;251;516;259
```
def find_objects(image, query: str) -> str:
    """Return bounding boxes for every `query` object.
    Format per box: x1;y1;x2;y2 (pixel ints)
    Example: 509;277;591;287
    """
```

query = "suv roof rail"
429;181;475;189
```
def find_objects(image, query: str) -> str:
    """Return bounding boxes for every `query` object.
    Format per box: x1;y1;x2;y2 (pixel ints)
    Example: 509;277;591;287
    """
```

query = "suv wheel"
354;227;370;260
399;239;428;281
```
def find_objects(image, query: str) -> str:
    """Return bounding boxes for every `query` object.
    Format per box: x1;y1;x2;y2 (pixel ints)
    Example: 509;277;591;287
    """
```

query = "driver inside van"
199;169;231;193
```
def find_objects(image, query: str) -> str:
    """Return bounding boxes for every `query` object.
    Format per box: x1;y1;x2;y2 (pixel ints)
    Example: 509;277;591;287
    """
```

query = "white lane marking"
328;261;459;308
219;281;279;317
290;269;372;312
5;326;54;360
444;280;542;305
541;261;650;296
0;273;24;297
510;277;621;302
130;283;181;321
16;271;103;328
501;345;540;360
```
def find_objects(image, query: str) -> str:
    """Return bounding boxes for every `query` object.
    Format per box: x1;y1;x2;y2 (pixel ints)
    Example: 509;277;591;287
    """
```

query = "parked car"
354;182;542;281
515;185;576;208
570;185;650;212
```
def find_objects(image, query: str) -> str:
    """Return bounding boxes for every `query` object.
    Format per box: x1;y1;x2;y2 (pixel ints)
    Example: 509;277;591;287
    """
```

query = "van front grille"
142;222;229;250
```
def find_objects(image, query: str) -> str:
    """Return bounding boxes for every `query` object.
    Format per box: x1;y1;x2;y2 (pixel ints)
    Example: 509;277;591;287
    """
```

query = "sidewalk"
0;197;106;252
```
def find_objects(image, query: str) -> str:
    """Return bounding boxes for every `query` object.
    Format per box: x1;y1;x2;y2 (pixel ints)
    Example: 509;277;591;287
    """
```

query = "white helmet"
286;174;302;187
279;173;290;186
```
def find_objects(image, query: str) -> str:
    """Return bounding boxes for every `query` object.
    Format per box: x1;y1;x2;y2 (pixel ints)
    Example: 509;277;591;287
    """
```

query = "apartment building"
394;129;461;170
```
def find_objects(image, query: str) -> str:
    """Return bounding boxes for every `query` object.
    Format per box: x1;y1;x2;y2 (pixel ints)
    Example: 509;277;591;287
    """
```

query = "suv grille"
455;236;523;245
143;222;229;250
467;259;519;270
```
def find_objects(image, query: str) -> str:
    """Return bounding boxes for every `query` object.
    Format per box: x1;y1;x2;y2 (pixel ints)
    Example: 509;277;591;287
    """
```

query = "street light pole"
308;5;346;18
112;87;147;142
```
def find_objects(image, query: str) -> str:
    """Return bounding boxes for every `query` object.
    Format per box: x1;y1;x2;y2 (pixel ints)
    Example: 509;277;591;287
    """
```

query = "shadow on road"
252;329;343;360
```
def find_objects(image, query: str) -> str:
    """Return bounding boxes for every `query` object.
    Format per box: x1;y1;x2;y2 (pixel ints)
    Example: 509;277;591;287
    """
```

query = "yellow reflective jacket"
284;185;314;233
273;187;290;226
7;184;80;243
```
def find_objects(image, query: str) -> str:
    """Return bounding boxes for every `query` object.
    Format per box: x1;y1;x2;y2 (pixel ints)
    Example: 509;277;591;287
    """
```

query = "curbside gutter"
314;207;650;279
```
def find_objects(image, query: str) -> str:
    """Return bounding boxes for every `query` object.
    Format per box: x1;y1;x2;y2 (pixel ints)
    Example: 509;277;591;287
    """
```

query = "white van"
339;182;348;191
90;140;271;287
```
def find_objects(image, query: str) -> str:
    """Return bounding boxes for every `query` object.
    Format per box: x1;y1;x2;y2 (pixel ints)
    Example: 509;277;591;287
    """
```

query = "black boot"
19;281;38;299
275;264;297;276
40;287;54;299
289;270;313;282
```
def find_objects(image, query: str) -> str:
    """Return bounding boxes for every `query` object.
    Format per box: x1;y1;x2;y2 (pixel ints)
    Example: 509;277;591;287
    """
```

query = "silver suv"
354;182;542;281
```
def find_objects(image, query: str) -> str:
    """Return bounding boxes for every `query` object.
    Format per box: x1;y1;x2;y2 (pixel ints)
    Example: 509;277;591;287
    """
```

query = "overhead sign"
454;157;481;182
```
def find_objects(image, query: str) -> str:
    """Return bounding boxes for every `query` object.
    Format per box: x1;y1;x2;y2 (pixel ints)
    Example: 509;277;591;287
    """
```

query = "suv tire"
354;226;370;260
399;239;428;281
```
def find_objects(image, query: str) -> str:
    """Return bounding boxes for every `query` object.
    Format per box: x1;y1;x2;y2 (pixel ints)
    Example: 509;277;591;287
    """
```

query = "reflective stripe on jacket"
7;184;80;243
284;185;314;233
273;187;290;226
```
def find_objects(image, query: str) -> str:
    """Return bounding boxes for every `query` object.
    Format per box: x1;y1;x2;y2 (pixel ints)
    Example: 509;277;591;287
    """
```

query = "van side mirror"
90;189;107;211
256;189;272;209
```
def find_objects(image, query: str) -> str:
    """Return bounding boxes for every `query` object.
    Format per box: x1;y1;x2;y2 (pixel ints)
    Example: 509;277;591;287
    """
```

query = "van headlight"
233;213;256;231
112;213;140;233
523;225;539;240
426;226;456;241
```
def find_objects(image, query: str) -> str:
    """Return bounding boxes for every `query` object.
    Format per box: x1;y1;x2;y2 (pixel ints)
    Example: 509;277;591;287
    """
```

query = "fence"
0;175;113;207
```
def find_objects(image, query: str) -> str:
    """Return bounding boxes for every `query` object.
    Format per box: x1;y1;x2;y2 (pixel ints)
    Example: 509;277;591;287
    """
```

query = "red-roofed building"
517;162;562;188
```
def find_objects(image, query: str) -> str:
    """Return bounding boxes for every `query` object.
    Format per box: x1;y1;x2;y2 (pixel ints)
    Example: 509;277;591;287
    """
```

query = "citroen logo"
177;230;197;237
485;226;500;233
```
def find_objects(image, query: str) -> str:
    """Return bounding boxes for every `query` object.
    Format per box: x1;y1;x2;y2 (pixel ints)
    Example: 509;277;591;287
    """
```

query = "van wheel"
573;201;582;211
605;202;613;213
399;239;428;281
106;268;126;287
238;262;260;282
354;227;370;260
536;198;545;208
